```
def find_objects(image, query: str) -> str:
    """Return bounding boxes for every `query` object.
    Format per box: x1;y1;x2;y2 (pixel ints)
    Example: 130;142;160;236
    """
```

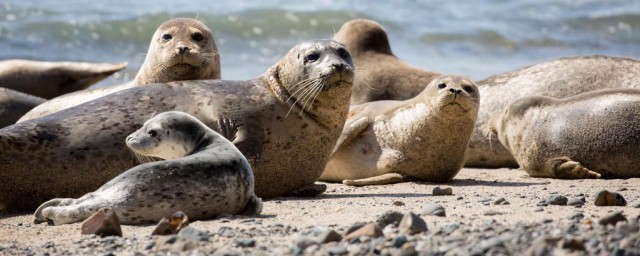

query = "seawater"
1;0;639;86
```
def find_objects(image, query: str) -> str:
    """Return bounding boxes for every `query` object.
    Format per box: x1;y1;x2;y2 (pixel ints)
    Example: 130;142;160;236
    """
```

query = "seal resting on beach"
333;19;440;105
19;18;220;122
321;75;479;185
0;88;46;128
487;88;640;179
0;39;353;211
0;59;126;99
33;111;261;225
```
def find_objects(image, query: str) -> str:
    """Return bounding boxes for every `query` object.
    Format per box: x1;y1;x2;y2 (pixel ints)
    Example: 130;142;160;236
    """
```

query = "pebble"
177;227;210;242
432;187;453;196
344;222;367;236
376;211;403;228
80;207;122;237
315;230;342;244
392;235;407;248
567;198;585;207
598;211;627;226
343;223;384;241
559;238;585;251
483;210;502;216
493;198;509;205
594;190;627;206
568;213;584;221
327;246;349;255
235;238;256;248
155;236;198;252
545;195;568;205
533;207;544;212
392;201;405;206
420;203;446;217
398;212;427;235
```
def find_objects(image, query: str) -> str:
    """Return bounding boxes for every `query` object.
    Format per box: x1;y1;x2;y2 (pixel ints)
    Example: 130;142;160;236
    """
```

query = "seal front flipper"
331;116;371;156
548;157;601;179
343;173;406;186
286;184;327;197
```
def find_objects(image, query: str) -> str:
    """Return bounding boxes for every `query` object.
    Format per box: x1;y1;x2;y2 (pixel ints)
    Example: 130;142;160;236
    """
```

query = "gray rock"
398;212;428;235
567;198;585;207
568;213;584;221
546;195;568;205
432;187;453;196
392;235;407;248
420;203;446;217
483;210;503;216
315;230;342;244
494;198;506;205
598;211;627;226
533;207;544;212
344;221;367;236
594;190;627;206
376;210;404;228
178;227;210;242
155;236;198;252
343;223;384;241
235;238;255;248
327;246;349;256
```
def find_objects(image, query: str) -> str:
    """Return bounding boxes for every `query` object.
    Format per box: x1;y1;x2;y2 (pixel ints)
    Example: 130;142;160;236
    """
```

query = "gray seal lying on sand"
19;18;220;122
0;59;126;99
34;111;261;225
321;75;479;185
0;39;353;211
487;89;640;179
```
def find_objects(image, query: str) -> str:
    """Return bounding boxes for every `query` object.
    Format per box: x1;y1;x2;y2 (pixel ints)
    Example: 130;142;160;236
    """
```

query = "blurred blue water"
1;0;639;86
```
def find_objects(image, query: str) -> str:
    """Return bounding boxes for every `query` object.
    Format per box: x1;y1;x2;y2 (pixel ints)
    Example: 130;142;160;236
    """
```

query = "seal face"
334;19;440;105
33;111;261;225
321;75;479;185
488;89;640;179
18;18;221;122
467;55;640;168
0;39;353;211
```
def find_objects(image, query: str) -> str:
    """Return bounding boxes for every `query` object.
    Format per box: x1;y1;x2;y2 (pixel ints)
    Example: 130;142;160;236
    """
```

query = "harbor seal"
0;88;46;128
18;18;220;122
321;75;479;185
467;55;640;168
33;111;262;225
0;59;126;99
334;19;440;105
487;89;640;179
0;39;353;211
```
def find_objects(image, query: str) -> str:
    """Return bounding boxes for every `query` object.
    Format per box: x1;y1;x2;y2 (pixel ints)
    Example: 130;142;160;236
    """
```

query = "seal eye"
162;34;172;41
337;48;349;59
437;83;447;89
148;130;157;137
463;85;474;93
305;53;320;63
192;33;204;42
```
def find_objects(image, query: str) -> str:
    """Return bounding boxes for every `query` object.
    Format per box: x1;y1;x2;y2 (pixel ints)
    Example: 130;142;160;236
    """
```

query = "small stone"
343;223;383;241
634;203;640;208
533;207;544;212
80;207;122;237
235;238;256;248
618;188;628;191
567;198;585;207
559;238;585;251
568;213;584;221
178;227;210;242
545;195;568;205
432;187;453;196
315;230;342;244
392;201;405;206
155;236;197;252
493;198;506;205
376;211;403;228
151;218;173;236
483;210;502;216
598;211;627;226
420;203;446;217
151;211;190;236
398;212;428;235
327;246;349;256
594;190;627;206
392;235;407;248
344;222;367;236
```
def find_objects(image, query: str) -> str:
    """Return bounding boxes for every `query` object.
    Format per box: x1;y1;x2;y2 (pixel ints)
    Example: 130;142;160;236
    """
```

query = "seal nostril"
333;63;345;72
178;46;188;54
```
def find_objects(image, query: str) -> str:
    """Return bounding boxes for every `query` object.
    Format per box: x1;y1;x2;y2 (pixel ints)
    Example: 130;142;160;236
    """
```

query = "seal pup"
33;111;262;225
321;75;479;185
0;59;126;99
0;39;353;211
19;18;221;122
334;19;440;105
488;89;640;179
467;55;640;168
0;88;46;128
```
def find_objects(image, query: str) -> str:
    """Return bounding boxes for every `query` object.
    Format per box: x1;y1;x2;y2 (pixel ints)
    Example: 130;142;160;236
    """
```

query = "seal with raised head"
0;39;353;211
334;19;440;105
0;88;46;128
467;55;640;168
19;18;221;122
0;59;126;99
487;89;640;179
321;75;479;185
33;111;262;225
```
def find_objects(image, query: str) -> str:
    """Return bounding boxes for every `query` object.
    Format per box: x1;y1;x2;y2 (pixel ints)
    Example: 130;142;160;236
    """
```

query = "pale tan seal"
0;88;46;128
321;75;479;185
467;55;640;168
18;18;220;122
487;89;640;179
0;39;353;211
33;111;261;225
0;59;126;99
333;19;440;105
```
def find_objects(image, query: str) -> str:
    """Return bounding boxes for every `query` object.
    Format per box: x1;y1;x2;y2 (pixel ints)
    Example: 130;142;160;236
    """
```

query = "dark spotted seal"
33;111;261;225
0;39;353;211
321;75;479;185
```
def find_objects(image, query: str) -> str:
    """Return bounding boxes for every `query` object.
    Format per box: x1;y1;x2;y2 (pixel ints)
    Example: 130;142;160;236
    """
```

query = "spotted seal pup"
33;111;261;225
321;75;479;185
487;89;640;179
334;18;440;105
0;39;353;211
0;59;126;99
19;18;220;122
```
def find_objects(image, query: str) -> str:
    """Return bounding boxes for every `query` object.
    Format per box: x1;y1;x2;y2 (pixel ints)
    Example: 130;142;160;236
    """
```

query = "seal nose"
177;46;189;54
449;88;462;95
332;62;345;72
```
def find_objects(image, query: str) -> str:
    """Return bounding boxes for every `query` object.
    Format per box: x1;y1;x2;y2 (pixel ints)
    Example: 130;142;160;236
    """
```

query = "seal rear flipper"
239;195;263;216
343;173;406;186
286;183;327;197
548;157;601;179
